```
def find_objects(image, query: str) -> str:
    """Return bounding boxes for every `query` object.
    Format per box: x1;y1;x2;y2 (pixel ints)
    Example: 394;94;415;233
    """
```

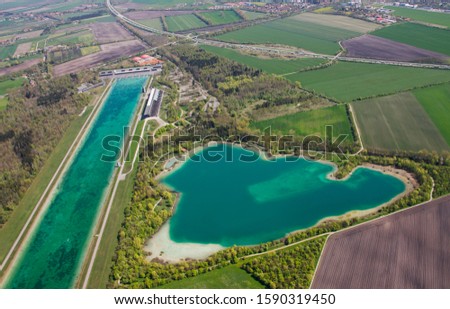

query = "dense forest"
0;67;93;226
242;236;327;289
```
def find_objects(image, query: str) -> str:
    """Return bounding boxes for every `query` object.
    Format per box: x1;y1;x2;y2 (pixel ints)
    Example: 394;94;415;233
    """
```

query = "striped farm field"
292;13;380;33
199;10;242;25
241;10;266;20
385;6;450;28
166;14;207;32
351;92;449;152
139;18;164;31
251;105;354;142
286;61;450;102
414;83;450;146
215;14;361;55
371;23;450;56
202;45;326;75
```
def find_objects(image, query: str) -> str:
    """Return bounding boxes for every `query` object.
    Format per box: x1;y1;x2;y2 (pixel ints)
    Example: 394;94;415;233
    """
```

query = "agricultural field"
215;14;362;55
351;92;449;152
158;266;264;289
385;6;450;28
240;10;266;20
80;45;101;56
0;45;17;60
90;22;134;44
312;195;450;288
0;77;26;96
251;105;354;141
198;10;242;25
0;58;41;77
47;30;95;46
414;83;450;146
13;42;33;57
286;61;450;102
371;23;450;56
166;14;207;32
138;18;164;31
292;12;380;33
342;34;448;63
202;45;326;75
130;0;197;9
53;40;146;76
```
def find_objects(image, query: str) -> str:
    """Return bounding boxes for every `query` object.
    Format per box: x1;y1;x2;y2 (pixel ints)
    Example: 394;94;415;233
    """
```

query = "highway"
107;0;450;70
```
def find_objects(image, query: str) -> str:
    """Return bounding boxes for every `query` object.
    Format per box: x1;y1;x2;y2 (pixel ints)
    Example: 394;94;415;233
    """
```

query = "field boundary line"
348;103;364;155
309;234;330;288
0;80;113;282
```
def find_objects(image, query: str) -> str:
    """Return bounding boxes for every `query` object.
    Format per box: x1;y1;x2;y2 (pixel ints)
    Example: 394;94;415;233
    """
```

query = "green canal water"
164;145;406;246
6;77;147;288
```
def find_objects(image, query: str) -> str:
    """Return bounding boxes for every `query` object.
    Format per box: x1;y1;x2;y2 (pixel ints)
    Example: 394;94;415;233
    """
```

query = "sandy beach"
144;222;224;263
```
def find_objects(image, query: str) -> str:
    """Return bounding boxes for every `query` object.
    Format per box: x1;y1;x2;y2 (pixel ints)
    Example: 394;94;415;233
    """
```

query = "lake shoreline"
145;144;415;264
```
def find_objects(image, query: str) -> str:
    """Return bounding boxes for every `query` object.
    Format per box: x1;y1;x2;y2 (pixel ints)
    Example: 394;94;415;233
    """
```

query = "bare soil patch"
0;58;41;77
13;42;32;57
91;22;134;44
342;34;448;63
312;195;450;288
53;40;145;76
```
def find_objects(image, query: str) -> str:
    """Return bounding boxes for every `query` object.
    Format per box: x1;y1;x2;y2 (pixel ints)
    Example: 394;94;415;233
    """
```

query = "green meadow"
385;6;450;28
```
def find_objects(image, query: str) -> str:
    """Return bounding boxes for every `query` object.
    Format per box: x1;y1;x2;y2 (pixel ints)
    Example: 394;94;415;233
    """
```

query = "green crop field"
80;45;101;56
199;10;242;25
287;61;450;102
0;77;25;96
251;105;354;141
166;14;207;32
352;92;449;152
139;18;163;31
47;30;95;46
158;265;264;289
202;45;326;75
215;15;360;55
372;23;450;56
385;6;450;28
293;12;380;33
0;45;17;60
414;83;450;146
241;10;266;20
131;0;197;9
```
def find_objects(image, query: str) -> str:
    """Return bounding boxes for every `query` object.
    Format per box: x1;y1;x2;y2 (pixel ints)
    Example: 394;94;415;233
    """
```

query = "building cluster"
132;54;163;66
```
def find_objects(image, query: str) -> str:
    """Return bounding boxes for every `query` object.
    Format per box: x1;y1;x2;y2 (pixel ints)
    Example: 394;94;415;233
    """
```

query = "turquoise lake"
164;145;406;247
6;77;147;288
